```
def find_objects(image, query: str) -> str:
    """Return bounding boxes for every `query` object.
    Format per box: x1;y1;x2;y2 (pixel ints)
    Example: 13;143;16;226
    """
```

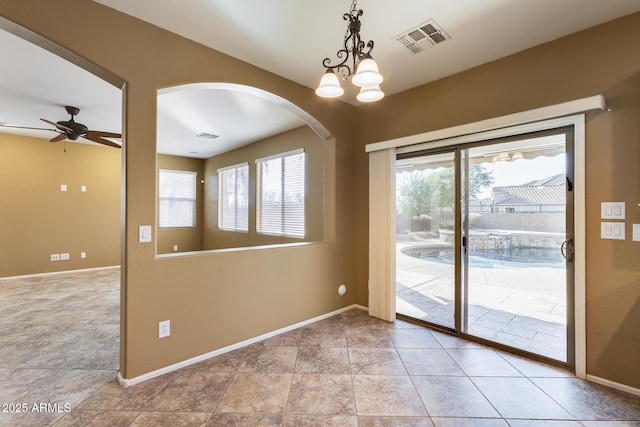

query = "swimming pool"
402;246;565;269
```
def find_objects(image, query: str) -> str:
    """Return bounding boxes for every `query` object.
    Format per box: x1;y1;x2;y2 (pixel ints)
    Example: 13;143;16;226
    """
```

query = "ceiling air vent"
196;132;219;140
395;19;451;54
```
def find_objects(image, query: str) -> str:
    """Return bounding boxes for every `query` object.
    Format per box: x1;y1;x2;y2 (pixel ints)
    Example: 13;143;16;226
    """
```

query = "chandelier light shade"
316;0;385;102
315;70;345;98
352;56;383;87
356;84;384;103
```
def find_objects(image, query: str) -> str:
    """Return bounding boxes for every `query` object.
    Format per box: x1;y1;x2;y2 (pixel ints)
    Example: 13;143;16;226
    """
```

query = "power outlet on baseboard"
159;320;170;338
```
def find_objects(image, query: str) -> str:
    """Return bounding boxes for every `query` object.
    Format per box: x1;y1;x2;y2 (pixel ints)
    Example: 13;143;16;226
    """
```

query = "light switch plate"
601;222;625;240
633;224;640;242
139;225;152;243
601;202;625;219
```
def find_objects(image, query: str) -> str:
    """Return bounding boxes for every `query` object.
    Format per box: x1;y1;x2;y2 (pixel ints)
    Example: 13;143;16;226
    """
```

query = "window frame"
256;148;305;238
217;162;250;233
158;169;197;229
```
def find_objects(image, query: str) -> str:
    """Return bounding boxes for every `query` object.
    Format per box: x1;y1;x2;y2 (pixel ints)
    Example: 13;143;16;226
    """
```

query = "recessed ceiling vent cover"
395;19;451;54
196;132;219;140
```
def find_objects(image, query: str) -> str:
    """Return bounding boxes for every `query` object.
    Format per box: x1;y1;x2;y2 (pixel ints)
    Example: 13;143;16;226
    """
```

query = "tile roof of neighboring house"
492;174;566;206
523;174;566;187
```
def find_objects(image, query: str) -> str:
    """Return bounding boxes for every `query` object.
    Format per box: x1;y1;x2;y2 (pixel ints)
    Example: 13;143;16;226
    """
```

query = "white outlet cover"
60;184;67;192
80;252;87;259
633;224;640;242
61;253;70;261
159;320;170;338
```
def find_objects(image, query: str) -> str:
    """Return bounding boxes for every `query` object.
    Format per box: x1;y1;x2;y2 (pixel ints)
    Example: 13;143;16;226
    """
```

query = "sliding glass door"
395;150;457;329
395;129;574;365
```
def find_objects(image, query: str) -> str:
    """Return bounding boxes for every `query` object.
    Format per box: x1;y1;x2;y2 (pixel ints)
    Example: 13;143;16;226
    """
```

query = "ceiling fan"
1;105;121;148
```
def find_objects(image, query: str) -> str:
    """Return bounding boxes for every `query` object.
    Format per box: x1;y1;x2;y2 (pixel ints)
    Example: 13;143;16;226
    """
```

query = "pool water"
404;247;565;269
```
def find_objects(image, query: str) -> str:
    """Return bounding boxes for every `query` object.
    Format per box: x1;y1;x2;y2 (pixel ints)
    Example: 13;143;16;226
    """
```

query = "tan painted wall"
0;0;357;378
3;1;638;390
355;13;640;388
156;154;204;254
0;133;120;277
204;126;325;250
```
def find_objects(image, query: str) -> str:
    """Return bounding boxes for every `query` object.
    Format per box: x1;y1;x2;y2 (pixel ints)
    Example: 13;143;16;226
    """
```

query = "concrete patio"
396;240;567;362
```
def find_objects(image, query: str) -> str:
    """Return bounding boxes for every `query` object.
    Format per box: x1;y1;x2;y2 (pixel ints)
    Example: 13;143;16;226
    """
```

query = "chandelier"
315;0;384;103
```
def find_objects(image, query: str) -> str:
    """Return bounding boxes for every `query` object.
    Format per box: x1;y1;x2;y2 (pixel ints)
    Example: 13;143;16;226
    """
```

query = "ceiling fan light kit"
316;0;384;103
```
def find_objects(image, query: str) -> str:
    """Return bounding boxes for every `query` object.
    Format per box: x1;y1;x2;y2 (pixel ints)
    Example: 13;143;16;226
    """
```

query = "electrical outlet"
50;254;60;262
61;253;70;261
159;320;170;338
80;252;87;259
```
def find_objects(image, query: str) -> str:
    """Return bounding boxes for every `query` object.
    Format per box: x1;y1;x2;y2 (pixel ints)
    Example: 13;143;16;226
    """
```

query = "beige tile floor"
1;269;640;426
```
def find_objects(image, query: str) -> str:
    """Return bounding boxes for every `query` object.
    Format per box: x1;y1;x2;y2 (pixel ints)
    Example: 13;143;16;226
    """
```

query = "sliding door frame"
368;111;593;377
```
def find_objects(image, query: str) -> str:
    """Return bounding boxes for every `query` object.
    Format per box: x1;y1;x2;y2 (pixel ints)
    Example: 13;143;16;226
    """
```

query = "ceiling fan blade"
50;133;67;142
82;134;122;148
86;130;122;139
40;118;72;132
0;124;57;132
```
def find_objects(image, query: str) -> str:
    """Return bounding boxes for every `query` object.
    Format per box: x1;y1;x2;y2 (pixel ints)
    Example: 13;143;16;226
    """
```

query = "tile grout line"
387;326;434;423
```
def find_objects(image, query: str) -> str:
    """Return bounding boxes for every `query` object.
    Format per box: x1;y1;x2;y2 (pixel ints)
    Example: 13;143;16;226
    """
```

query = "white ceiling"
2;1;640;157
0;29;122;146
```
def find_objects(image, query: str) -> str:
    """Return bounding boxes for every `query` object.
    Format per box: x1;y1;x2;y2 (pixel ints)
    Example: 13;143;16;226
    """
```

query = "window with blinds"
218;163;249;232
256;149;305;238
158;169;197;228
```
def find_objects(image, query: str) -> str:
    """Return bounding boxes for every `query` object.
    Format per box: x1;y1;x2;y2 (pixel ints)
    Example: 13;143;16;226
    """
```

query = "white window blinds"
256;149;305;238
218;163;249;232
158;169;197;228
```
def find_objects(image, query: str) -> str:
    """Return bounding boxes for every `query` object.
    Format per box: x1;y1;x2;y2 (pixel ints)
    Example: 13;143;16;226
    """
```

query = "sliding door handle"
561;239;574;262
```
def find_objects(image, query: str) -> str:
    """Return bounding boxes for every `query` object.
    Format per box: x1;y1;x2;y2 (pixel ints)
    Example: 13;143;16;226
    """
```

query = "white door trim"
368;112;592;377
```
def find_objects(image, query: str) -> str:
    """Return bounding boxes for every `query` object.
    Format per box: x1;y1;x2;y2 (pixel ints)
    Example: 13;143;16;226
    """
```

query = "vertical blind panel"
257;152;305;237
159;170;196;228
219;165;249;231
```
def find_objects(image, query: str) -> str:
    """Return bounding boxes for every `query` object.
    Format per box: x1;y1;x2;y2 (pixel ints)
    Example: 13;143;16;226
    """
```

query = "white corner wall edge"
365;94;606;153
117;304;368;388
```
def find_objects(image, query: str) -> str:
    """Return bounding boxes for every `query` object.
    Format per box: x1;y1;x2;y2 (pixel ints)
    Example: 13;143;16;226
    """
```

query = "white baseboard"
117;304;368;388
586;374;640;397
0;265;120;281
